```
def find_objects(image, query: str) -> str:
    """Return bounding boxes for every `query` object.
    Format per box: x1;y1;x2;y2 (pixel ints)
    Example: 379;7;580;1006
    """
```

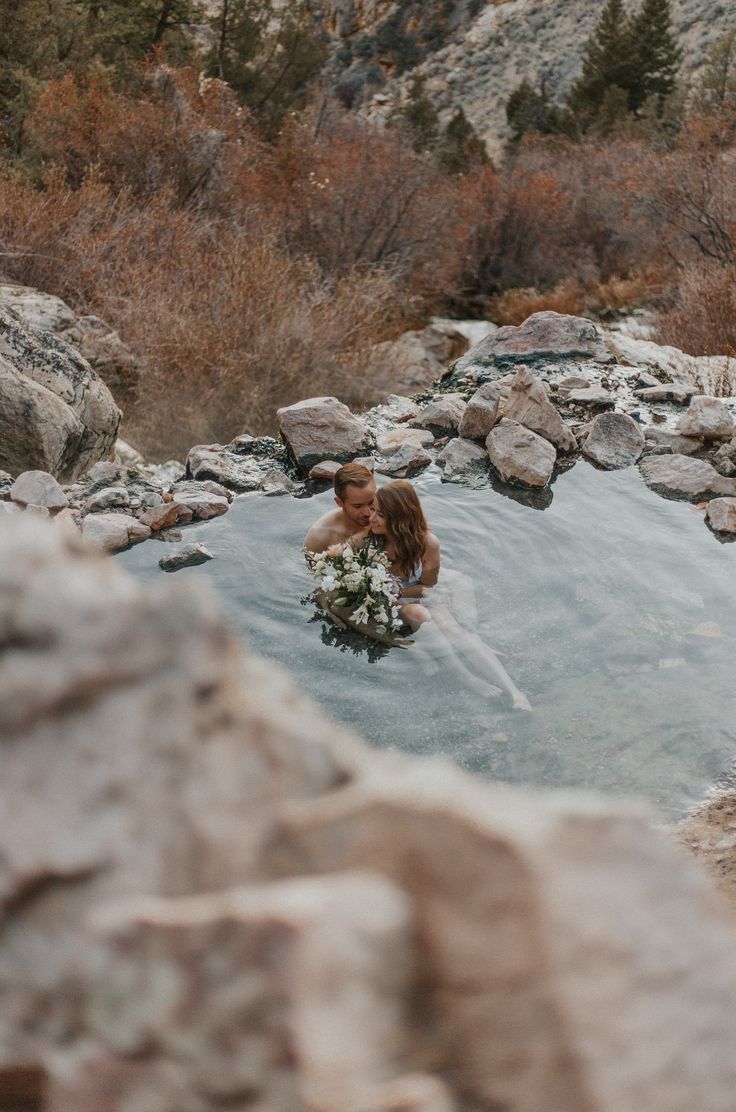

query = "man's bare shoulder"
303;509;346;553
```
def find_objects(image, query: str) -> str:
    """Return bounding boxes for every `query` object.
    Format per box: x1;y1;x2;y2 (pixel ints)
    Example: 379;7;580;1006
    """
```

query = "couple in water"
304;463;532;711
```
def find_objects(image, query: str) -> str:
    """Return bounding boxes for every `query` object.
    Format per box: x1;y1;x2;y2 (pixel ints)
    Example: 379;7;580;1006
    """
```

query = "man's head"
333;462;376;529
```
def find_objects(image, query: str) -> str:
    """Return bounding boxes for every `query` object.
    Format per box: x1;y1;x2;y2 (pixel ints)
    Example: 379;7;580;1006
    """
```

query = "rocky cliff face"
315;0;736;151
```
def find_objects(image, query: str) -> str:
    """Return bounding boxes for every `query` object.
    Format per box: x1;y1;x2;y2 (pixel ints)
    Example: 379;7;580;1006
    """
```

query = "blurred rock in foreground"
2;517;736;1111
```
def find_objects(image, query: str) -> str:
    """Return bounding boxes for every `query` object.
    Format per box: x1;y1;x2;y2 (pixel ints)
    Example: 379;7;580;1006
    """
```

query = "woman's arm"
418;532;441;588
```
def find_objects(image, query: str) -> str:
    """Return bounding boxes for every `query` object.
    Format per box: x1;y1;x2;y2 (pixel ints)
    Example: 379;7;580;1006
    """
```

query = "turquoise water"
118;464;736;817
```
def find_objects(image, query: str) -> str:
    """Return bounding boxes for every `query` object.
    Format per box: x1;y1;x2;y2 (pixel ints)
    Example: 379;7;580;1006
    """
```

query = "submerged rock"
159;542;214;571
486;418;556;488
583;413;645;470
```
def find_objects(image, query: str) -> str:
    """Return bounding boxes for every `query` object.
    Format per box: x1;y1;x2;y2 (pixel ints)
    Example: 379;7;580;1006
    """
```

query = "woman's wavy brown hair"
375;481;428;577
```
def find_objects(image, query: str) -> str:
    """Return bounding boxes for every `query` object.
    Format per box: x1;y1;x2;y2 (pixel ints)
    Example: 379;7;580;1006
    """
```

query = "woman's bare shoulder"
424;532;441;561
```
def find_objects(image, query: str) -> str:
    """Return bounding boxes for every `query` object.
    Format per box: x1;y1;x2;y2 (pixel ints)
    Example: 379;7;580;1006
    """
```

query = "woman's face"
369;500;387;535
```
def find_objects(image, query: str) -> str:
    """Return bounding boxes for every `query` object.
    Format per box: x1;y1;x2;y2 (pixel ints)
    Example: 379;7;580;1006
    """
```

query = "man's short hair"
334;462;374;502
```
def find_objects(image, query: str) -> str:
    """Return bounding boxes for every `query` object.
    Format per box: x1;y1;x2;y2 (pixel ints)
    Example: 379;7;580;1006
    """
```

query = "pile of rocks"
3;515;736;1111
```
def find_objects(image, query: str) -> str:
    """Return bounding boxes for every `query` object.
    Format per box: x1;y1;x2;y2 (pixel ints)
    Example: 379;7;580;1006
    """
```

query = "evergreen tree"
396;74;440;152
628;0;681;111
438;106;488;173
566;0;634;124
506;77;564;140
204;0;327;136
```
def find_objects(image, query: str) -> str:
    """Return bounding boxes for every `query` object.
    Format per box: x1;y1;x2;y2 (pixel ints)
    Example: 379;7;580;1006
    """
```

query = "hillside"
313;0;736;152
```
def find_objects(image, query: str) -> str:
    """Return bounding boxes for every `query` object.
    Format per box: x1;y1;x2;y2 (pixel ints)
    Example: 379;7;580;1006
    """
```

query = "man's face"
336;480;377;529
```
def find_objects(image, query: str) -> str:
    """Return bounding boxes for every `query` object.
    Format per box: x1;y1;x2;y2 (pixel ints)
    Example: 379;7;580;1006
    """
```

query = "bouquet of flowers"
306;541;404;634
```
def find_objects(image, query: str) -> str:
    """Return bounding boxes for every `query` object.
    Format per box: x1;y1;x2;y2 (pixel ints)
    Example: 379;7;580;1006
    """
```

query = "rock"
85;486;130;512
187;445;275;491
712;439;736;477
0;283;76;332
486;418;556;488
0;305;121;481
259;467;302;496
85;461;126;485
138;501;194;531
376;428;435;456
9;470;68;511
451;311;609;381
365;322;467;398
376;443;433;478
556;375;591;396
436;437;487;483
308;460;343;481
277;396;373;472
171;491;229;521
271;760;736;1112
705;497;736;535
158;542;214;571
457;382;500;440
639;455;736;502
172;479;233;502
413;394;467;434
0;518;358;1073
677;396;736;441
566;383;615;409
0;501;21;515
63;316;142;414
633;384;696;404
643;428;704;456
23;503;50;517
50;873;415;1112
82;512;152;551
583;413;645;470
502;366;577;452
114;439;146;468
384;394;421;422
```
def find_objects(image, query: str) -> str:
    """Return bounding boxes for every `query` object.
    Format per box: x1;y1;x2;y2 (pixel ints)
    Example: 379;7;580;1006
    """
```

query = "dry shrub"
656;263;736;393
0;172;399;458
487;279;588;325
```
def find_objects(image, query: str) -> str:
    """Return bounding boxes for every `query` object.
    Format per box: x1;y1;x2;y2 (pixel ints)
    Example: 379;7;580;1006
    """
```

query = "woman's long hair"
375;481;428;576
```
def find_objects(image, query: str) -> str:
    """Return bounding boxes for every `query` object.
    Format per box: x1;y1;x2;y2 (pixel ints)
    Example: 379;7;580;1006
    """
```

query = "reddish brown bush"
656;261;736;370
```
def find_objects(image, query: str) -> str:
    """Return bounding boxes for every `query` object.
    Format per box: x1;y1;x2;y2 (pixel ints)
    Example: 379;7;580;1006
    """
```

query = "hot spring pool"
118;463;736;818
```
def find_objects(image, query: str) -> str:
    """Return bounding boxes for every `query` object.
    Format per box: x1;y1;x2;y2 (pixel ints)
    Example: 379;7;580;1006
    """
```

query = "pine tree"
690;30;736;119
566;0;635;124
628;0;681;111
396;74;440;152
437;106;488;173
506;78;564;140
204;0;327;136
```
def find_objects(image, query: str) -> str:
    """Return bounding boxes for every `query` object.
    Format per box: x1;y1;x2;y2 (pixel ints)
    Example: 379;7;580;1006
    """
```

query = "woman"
368;480;440;627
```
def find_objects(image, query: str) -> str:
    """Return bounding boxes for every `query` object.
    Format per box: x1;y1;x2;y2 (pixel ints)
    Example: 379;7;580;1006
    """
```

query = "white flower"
321;575;337;592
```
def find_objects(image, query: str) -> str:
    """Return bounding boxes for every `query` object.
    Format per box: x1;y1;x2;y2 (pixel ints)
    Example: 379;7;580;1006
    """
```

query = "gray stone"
677;396;736;441
277;396;373;472
0;283;76;333
376;443;432;478
502;365;577;452
0;305;120;481
85;486;130;512
308;460;342;481
566;384;615;409
486;418;556;488
457;382;500;440
634;384;696;405
82;512;151;551
436;437;487;483
172;478;233;502
639;455;736;501
159;542;214;571
644;428;704;456
705;497;736;535
187;446;266;491
413;394;467;434
171;491;229;521
583;413;645;470
376;428;434;456
10;470;68;510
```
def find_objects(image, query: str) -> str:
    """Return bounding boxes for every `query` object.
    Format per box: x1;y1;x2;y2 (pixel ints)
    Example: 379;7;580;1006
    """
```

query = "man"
303;462;376;553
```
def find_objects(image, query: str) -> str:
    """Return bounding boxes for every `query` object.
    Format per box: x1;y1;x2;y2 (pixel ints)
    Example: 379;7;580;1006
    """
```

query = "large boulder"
277;396;374;472
502;365;577;452
639;455;736;502
486;417;557;488
0;305;121;481
583;413;645;470
450;311;610;382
